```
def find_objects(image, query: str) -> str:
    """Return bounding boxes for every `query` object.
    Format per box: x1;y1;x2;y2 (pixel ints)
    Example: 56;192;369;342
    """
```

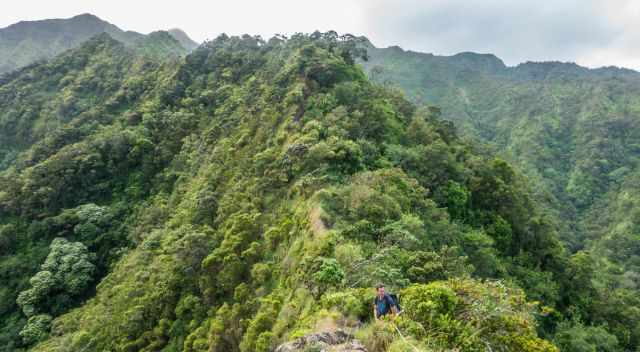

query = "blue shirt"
374;293;394;317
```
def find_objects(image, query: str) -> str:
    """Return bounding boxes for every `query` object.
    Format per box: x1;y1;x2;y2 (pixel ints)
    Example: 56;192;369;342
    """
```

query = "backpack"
389;293;402;313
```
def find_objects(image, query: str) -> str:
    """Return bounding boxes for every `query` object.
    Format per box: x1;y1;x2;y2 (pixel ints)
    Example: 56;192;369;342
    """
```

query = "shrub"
19;314;52;345
553;320;619;352
396;280;559;351
401;283;458;327
17;238;95;318
320;288;371;320
312;257;345;289
356;321;396;352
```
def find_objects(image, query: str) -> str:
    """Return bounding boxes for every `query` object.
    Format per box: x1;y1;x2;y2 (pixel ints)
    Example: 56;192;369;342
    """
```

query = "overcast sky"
1;0;639;70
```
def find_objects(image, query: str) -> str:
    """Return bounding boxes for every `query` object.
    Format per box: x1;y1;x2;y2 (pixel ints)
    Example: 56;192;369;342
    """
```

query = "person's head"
376;283;385;296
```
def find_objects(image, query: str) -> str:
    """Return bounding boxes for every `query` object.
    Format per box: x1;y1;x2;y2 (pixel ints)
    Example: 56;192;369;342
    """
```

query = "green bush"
19;314;52;345
312;257;345;289
401;283;458;328
17;238;95;318
553;321;619;352
320;288;371;320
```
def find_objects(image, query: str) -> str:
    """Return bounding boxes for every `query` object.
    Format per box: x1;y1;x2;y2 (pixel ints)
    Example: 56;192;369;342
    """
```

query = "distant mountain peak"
451;51;502;61
168;28;199;51
71;13;103;21
135;30;190;57
168;28;188;36
0;14;194;74
356;36;375;49
449;51;507;72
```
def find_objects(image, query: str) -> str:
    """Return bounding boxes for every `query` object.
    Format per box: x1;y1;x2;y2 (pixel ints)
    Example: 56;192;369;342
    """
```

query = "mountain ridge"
0;31;571;352
363;38;640;350
0;15;639;351
0;13;198;74
364;39;639;75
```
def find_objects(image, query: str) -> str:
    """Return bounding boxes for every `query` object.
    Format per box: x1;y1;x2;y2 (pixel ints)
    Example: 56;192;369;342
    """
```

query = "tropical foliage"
0;28;636;352
365;44;640;350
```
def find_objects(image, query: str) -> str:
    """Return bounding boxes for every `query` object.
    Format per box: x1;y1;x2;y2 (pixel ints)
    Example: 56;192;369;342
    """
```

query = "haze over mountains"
0;13;198;74
1;13;639;352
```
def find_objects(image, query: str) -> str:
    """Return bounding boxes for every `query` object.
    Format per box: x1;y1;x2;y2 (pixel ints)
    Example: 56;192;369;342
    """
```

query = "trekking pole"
390;320;421;352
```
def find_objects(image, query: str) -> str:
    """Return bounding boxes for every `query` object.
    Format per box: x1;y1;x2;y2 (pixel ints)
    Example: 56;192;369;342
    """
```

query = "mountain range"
362;40;640;269
0;13;198;74
0;14;639;352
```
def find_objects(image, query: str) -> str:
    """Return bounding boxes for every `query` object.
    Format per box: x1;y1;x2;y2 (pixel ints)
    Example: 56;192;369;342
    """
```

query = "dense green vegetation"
363;43;640;351
0;13;197;74
363;44;640;241
0;28;638;351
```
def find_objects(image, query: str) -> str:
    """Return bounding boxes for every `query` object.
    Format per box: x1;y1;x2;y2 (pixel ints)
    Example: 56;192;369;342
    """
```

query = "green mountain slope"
0;32;183;171
0;32;582;351
0;33;185;350
135;31;193;58
363;44;640;238
1;31;638;352
0;14;197;74
364;44;640;350
168;28;199;51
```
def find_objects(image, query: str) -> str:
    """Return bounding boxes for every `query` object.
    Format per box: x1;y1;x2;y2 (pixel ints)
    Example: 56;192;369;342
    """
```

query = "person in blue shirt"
373;283;398;320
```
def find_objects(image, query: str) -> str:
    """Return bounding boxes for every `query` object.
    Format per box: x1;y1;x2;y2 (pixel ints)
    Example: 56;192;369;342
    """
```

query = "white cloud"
358;0;633;68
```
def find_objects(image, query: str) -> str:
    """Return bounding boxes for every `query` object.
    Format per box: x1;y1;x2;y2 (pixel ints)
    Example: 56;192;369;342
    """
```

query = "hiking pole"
390;320;421;352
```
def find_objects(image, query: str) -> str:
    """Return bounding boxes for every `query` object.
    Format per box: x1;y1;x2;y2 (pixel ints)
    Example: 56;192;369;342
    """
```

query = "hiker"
373;283;399;320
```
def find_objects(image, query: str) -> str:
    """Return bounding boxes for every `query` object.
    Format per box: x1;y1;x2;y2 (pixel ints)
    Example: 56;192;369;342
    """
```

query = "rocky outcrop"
274;330;367;352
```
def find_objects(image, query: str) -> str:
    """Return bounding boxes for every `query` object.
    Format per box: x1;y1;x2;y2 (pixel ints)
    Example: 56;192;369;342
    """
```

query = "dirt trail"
309;206;328;237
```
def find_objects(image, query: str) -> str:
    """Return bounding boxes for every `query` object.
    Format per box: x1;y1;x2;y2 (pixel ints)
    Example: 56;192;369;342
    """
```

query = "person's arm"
387;295;398;317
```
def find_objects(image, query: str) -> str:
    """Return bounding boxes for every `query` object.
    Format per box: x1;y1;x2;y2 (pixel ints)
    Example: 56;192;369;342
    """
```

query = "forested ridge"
0;25;638;352
363;43;640;243
364;43;640;351
0;14;197;75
